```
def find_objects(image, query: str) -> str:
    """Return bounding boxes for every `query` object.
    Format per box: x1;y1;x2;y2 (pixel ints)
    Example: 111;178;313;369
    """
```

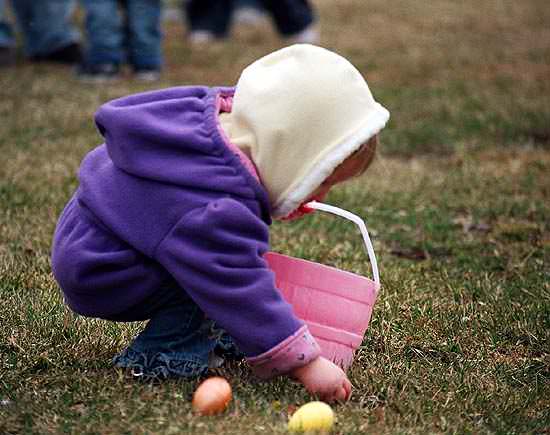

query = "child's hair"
352;136;378;179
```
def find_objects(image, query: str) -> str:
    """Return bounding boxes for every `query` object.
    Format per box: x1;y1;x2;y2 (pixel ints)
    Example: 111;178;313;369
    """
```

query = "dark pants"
184;0;314;38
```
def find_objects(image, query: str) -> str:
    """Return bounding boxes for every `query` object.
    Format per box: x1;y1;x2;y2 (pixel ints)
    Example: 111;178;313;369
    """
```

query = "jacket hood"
94;86;267;205
219;44;390;219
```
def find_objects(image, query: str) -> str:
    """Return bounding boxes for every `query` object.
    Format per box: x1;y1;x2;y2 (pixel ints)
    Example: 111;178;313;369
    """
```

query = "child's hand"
291;357;352;402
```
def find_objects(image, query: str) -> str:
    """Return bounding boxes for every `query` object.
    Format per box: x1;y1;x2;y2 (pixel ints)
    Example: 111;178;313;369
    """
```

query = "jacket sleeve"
154;197;320;379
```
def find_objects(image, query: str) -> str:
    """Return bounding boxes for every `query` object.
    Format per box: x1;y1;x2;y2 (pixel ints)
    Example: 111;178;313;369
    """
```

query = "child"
77;0;162;82
52;44;389;402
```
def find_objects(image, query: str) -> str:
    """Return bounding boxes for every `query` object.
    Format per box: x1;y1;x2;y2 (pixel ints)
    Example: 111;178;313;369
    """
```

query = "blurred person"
184;0;318;45
77;0;162;82
0;0;81;66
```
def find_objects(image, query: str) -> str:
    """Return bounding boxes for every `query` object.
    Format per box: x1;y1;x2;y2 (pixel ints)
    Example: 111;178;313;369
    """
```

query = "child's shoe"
76;62;120;83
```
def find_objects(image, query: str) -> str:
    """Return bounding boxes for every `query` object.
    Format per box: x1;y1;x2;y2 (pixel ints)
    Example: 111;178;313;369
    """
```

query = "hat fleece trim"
272;102;390;219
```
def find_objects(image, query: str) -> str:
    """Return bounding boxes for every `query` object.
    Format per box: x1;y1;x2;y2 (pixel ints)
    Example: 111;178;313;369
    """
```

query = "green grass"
1;0;549;433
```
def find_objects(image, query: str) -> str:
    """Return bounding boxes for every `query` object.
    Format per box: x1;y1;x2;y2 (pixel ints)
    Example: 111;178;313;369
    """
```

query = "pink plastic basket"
265;201;380;370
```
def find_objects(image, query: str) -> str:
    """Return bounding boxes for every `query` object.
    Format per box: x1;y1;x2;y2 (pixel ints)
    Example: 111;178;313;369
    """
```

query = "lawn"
1;0;549;433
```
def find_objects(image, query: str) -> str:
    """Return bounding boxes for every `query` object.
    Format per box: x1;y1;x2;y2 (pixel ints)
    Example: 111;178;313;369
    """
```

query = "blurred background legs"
183;0;234;43
78;0;124;81
0;0;15;66
183;0;317;45
125;0;163;80
259;0;317;43
1;0;81;64
78;0;162;82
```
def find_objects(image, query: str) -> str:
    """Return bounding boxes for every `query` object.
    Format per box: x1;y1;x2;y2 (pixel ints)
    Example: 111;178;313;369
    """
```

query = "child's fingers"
332;386;348;402
343;378;352;400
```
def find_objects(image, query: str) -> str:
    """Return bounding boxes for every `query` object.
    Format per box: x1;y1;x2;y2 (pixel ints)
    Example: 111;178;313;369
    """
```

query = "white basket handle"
305;201;380;288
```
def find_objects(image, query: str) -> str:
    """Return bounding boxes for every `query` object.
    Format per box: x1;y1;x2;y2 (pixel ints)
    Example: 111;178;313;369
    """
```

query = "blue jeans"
106;280;242;380
80;0;162;70
6;0;80;56
5;0;80;57
0;0;14;48
185;0;314;38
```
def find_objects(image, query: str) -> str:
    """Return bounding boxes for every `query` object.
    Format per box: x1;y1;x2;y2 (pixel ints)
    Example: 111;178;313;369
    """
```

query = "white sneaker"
135;70;161;82
289;24;320;44
233;7;266;26
189;30;217;45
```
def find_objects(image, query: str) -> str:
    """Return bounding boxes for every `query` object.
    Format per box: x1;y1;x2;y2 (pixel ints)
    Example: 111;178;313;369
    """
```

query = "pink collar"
216;94;260;182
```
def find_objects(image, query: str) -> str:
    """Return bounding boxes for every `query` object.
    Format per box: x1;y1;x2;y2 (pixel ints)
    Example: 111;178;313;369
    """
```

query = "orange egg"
192;376;232;416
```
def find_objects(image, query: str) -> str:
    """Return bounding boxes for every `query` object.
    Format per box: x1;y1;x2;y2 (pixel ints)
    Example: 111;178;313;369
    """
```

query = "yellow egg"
288;401;334;433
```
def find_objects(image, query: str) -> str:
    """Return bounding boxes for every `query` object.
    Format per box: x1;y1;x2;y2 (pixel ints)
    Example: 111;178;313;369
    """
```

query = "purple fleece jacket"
51;86;320;378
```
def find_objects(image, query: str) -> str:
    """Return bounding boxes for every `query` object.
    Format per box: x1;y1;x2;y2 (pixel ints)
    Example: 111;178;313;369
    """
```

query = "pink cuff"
246;325;321;380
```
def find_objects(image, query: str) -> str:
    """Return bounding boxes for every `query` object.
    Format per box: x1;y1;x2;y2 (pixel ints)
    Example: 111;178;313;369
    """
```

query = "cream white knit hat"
219;44;390;219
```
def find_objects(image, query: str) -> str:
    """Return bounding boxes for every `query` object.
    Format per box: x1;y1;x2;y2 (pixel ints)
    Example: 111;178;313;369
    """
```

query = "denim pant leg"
0;0;14;48
260;0;314;36
80;0;124;65
108;280;236;379
184;0;234;38
10;0;80;57
126;0;162;71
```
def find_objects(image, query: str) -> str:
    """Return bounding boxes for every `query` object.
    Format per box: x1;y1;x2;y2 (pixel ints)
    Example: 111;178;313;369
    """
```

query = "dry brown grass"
1;1;549;434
